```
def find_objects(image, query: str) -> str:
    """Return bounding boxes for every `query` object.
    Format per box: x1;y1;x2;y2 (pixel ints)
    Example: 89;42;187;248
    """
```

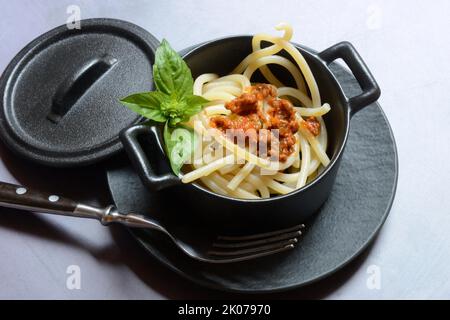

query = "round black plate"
106;62;398;293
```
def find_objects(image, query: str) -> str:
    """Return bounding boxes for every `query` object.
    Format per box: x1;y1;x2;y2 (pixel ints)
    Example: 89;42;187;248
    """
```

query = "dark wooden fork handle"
0;182;78;214
0;181;162;229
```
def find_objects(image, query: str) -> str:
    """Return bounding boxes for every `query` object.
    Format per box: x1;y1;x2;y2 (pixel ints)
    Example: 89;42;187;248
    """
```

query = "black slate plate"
106;62;398;293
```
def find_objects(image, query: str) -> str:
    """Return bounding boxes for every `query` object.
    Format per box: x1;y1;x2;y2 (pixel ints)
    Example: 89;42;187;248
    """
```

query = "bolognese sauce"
210;84;321;162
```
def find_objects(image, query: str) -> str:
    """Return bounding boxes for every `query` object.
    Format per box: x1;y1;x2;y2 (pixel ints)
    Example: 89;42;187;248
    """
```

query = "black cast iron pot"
120;37;380;232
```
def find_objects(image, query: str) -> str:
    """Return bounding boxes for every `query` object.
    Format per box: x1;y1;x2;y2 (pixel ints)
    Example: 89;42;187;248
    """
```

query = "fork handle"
0;182;81;214
0;181;163;230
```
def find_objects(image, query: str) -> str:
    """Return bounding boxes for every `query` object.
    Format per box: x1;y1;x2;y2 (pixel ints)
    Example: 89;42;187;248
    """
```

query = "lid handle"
47;54;117;123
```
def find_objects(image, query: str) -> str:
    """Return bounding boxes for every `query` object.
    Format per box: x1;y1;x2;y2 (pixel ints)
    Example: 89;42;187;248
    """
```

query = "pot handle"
318;41;380;116
120;124;182;191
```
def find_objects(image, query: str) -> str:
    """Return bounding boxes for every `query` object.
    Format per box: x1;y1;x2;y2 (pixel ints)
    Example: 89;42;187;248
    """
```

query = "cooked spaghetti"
181;23;331;199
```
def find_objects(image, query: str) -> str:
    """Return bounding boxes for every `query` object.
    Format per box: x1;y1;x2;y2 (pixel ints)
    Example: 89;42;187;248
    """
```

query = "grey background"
0;0;449;299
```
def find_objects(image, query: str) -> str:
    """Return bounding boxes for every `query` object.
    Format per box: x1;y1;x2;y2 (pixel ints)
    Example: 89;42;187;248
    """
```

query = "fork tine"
213;230;302;248
208;238;297;256
217;224;305;241
215;244;296;263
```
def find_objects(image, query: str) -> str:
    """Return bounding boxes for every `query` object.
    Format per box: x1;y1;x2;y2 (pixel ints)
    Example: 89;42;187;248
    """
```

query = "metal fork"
0;182;304;263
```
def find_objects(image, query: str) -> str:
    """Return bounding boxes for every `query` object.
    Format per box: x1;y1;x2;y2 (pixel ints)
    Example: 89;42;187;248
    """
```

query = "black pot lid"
0;18;159;167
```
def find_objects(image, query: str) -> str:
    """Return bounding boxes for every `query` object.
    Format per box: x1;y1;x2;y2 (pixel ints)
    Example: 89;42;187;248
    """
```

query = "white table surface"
0;0;449;299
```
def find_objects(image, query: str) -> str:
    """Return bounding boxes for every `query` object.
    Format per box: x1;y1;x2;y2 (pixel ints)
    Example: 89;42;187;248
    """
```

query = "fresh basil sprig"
120;39;208;175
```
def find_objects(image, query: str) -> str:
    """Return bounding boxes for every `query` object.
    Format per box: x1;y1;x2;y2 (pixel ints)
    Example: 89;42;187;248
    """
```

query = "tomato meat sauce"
210;84;321;162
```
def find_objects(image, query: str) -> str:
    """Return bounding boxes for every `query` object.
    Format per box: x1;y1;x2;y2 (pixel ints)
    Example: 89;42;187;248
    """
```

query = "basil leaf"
164;122;196;175
183;95;210;118
160;94;189;126
120;91;169;122
119;40;209;177
153;39;193;97
120;91;167;108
